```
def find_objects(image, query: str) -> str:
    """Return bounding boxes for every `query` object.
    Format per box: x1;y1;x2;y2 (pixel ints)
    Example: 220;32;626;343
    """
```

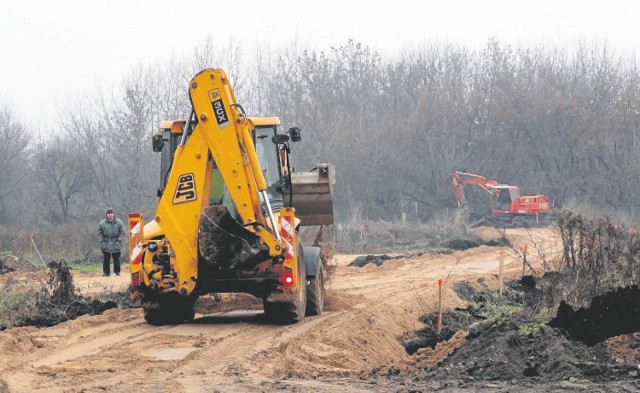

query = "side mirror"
152;134;164;152
272;134;290;144
288;127;302;142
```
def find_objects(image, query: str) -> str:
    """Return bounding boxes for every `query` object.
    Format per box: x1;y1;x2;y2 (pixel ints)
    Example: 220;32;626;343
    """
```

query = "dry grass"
335;209;472;253
0;223;101;265
0;282;39;330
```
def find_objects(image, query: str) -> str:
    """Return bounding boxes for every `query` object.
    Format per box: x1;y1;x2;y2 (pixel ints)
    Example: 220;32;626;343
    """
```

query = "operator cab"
153;117;300;217
254;124;286;210
493;185;520;211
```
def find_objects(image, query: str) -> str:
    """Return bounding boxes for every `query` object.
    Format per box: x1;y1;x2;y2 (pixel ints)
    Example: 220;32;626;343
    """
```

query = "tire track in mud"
33;319;156;367
172;309;340;388
3;315;183;391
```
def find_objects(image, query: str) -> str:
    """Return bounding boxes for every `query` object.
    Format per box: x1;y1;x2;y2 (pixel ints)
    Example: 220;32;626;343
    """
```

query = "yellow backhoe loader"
127;68;334;325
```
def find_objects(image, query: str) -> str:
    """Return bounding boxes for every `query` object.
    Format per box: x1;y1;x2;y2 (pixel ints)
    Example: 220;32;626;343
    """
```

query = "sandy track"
0;227;560;392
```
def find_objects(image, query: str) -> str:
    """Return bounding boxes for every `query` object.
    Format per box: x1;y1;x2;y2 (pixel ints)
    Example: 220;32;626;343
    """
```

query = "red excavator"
451;171;552;227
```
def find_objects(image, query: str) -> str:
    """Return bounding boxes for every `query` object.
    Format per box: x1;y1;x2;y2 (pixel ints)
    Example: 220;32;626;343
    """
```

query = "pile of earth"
444;237;511;251
0;254;18;275
349;254;410;267
398;276;640;390
549;286;640;346
424;319;637;384
0;260;15;275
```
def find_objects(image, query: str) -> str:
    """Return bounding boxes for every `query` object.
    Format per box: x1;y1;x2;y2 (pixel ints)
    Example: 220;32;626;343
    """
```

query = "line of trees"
1;38;640;229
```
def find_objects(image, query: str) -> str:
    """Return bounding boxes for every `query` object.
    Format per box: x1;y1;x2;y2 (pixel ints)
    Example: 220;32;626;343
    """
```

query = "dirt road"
0;227;562;392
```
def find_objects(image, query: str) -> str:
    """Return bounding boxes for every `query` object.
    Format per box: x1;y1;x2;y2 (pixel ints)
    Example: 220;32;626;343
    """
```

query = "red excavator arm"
451;171;499;208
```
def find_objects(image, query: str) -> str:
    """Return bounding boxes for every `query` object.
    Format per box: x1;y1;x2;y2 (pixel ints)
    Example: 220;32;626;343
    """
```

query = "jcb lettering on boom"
173;173;197;204
208;89;229;128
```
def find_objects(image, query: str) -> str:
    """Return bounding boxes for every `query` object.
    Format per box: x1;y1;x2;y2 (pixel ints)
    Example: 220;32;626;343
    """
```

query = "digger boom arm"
452;171;499;208
153;69;284;295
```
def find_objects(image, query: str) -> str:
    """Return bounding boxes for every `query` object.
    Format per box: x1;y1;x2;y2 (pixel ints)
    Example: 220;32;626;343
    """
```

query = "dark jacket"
98;218;126;253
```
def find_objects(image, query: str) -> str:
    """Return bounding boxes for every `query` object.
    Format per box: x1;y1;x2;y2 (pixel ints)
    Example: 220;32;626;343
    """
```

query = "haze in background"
1;0;638;129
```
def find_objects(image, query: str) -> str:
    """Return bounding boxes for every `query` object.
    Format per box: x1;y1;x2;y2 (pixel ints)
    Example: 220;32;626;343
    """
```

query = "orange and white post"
127;213;144;288
279;208;298;289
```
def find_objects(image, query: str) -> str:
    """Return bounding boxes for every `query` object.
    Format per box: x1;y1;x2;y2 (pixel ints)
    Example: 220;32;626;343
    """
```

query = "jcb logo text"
173;173;197;204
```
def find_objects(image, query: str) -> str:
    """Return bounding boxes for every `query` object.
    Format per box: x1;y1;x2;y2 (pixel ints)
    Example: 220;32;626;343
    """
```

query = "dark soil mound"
549;285;640;346
0;259;15;274
506;275;544;309
403;310;480;355
67;299;118;319
0;253;22;274
407;276;640;386
445;237;511;251
446;239;480;251
23;298;120;328
349;254;404;267
429;322;637;384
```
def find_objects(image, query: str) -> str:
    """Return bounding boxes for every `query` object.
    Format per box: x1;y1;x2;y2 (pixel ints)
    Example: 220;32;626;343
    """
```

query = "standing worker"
98;208;126;276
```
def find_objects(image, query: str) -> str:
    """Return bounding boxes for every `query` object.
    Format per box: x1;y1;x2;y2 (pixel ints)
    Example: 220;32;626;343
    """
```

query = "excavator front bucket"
289;163;335;226
198;205;270;272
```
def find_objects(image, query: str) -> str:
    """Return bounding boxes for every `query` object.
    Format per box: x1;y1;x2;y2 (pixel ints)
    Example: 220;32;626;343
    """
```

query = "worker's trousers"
103;252;121;276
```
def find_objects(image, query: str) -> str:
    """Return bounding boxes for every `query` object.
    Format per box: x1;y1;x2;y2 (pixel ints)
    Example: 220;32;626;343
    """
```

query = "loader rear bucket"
289;163;335;226
198;205;270;272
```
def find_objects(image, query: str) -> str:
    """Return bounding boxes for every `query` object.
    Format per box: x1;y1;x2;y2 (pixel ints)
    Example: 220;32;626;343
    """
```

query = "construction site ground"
1;226;639;392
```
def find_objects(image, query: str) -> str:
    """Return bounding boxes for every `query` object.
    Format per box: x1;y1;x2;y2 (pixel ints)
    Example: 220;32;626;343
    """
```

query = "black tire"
263;245;307;324
143;292;196;326
306;262;325;317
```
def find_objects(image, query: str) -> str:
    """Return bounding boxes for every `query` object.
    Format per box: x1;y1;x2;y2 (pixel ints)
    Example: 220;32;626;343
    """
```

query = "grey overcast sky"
1;0;639;130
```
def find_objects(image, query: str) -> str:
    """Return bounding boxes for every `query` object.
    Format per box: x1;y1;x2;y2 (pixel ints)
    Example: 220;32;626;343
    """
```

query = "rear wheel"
306;260;325;316
263;245;307;324
143;291;196;326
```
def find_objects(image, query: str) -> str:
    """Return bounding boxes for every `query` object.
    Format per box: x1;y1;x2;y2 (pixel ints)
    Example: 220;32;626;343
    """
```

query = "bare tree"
50;37;640;226
34;136;93;222
0;101;30;220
